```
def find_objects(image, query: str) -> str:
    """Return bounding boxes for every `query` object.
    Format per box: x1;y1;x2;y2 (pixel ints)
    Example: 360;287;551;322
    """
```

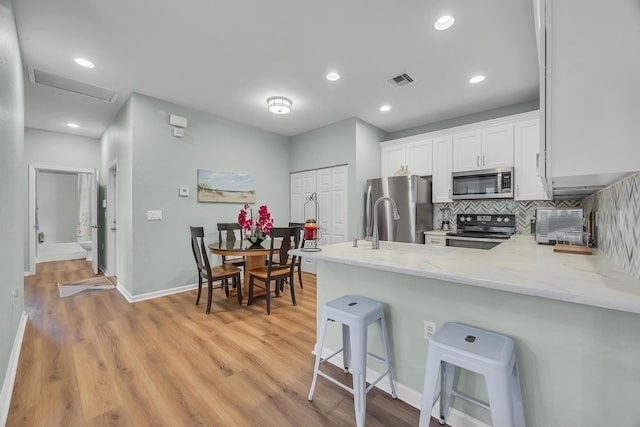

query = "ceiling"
13;0;539;139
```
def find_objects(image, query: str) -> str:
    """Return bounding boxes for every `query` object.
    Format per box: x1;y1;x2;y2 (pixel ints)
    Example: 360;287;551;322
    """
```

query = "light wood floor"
8;260;447;426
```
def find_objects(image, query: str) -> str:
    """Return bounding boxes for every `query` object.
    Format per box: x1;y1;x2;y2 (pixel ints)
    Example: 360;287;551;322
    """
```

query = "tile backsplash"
582;173;640;280
434;199;582;234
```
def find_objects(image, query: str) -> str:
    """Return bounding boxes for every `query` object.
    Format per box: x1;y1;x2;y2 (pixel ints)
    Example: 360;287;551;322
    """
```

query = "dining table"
208;239;280;306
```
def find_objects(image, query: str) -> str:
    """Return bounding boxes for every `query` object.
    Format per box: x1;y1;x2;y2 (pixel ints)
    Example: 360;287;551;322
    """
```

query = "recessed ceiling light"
66;123;79;128
379;105;391;112
326;72;340;81
74;58;95;68
434;15;455;31
469;75;486;84
267;96;292;114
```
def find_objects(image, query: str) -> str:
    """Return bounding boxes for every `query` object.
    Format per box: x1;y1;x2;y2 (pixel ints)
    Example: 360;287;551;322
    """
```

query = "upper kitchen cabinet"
452;125;514;172
540;0;640;198
514;117;549;201
432;135;453;203
380;137;433;177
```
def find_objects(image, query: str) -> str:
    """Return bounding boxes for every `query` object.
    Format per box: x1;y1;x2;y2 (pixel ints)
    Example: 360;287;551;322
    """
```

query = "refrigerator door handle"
365;184;373;239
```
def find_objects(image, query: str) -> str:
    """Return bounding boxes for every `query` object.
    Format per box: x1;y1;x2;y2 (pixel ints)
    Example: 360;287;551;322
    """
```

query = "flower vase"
247;237;265;249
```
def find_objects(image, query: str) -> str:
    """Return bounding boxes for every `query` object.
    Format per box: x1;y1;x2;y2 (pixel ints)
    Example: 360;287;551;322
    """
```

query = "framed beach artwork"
197;169;256;203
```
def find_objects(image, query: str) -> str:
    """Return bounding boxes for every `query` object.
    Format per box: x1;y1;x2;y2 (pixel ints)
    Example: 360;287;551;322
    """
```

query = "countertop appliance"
446;213;516;250
535;207;584;244
364;175;432;244
452;167;513;200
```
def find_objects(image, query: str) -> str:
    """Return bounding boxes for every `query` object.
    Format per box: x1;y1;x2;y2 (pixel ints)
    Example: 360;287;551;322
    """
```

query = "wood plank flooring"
8;259;447;426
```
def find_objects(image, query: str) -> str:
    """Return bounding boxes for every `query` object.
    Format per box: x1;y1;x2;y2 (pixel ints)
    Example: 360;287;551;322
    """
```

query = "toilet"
78;239;92;251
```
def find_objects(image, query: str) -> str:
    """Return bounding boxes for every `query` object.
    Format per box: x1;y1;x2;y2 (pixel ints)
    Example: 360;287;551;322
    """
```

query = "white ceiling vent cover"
387;73;415;87
28;67;119;103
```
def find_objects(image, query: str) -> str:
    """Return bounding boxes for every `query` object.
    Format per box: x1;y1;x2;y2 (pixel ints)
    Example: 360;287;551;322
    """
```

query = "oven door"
446;236;503;250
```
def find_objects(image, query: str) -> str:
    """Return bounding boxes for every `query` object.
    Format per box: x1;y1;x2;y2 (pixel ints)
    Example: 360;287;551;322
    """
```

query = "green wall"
290;117;386;239
0;0;24;398
388;99;539;139
102;93;291;296
23;128;101;271
317;261;640;426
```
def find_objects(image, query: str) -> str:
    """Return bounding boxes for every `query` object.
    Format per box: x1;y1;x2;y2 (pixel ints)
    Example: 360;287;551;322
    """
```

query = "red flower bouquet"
238;204;274;244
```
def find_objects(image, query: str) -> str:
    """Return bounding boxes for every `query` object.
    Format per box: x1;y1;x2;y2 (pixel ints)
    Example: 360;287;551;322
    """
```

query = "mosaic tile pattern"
434;199;582;234
582;173;640;280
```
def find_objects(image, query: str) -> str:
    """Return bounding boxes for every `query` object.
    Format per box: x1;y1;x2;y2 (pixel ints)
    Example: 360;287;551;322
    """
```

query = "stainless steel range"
445;213;516;250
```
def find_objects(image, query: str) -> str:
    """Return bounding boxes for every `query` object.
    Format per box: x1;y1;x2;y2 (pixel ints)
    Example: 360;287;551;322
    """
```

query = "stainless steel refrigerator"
364;175;433;244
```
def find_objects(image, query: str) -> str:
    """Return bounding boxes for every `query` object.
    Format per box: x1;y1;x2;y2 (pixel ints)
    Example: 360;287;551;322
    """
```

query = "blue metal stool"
308;295;397;427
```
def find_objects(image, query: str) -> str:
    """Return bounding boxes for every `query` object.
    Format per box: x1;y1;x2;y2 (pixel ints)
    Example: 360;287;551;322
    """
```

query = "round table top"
208;239;279;256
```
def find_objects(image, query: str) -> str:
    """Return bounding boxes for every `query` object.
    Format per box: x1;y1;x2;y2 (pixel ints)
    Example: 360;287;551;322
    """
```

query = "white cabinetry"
539;0;640;196
432;135;453;203
424;231;447;247
453;125;514;172
380;138;432;177
514;118;550;201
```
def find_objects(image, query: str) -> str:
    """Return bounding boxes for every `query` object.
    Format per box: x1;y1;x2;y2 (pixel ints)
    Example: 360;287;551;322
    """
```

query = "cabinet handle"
483;155;486;166
448;188;452;198
476;156;480;167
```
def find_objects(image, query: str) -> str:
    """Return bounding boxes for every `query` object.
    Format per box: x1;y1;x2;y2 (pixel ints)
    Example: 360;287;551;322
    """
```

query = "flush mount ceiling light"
379;105;391;112
469;75;486;84
74;58;95;68
326;72;340;81
66;122;79;128
434;15;455;31
267;96;292;114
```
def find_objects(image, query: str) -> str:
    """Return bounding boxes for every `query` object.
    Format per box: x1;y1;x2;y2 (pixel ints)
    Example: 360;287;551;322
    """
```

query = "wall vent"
28;67;119;103
387;73;415;87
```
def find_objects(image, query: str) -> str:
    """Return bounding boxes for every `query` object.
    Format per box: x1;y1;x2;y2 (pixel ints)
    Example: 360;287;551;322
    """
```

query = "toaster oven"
535;208;584;244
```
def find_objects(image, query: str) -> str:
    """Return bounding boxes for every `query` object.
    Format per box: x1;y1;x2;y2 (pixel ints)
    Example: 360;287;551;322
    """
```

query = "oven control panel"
457;214;514;226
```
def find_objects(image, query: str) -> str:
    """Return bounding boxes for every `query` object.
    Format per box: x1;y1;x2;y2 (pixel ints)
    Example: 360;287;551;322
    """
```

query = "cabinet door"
432;135;453;203
514;119;550;200
452;131;481;172
290;170;316;223
406;139;433;176
380;144;405;177
482;124;514;169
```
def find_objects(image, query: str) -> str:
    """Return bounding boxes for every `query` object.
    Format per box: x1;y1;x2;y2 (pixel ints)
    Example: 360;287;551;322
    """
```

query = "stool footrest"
450;390;490;411
317;370;354;394
365;368;392;394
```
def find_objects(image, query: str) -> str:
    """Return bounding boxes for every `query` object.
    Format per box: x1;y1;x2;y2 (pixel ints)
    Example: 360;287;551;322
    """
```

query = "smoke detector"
387;73;415;88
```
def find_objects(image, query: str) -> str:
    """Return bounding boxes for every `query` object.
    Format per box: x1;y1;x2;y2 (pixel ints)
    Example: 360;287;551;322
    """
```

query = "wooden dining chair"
247;226;299;315
190;226;242;313
217;223;246;269
288;222;305;288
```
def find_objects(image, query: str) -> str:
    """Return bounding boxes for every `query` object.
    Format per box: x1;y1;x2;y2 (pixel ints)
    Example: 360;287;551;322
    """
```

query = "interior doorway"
28;164;99;274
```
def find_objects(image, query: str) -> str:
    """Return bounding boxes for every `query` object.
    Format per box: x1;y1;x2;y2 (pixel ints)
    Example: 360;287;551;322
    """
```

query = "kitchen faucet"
371;196;400;249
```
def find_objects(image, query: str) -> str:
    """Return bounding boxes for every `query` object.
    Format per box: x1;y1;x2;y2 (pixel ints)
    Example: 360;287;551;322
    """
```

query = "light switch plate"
179;187;189;197
147;210;163;221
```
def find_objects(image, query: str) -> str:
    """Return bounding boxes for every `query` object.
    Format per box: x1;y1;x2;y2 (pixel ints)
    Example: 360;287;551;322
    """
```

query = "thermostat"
179;187;189;197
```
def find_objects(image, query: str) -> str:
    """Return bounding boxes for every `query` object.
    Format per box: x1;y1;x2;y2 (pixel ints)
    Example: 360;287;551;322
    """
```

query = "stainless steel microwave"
451;168;513;200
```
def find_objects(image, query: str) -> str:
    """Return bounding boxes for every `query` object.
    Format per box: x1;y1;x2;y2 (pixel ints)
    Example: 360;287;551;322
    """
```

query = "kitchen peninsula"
292;236;640;426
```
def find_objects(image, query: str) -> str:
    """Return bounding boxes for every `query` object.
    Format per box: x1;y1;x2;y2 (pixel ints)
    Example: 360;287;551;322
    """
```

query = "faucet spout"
371;196;400;249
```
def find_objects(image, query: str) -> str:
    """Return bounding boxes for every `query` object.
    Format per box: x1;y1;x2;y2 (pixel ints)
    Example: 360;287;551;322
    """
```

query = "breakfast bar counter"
291;236;640;426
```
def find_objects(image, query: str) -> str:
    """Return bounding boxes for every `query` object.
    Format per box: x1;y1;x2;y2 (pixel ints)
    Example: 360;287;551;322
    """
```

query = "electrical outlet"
424;320;437;339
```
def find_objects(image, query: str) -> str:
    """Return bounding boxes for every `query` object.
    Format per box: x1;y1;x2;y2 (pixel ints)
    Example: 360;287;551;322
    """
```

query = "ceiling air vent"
387;73;415;88
28;67;119;103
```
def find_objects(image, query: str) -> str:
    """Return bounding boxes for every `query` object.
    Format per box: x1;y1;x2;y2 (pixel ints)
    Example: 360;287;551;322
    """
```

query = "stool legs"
439;362;455;424
308;315;329;401
350;322;367;427
379;315;398;399
419;346;442;427
342;323;351;373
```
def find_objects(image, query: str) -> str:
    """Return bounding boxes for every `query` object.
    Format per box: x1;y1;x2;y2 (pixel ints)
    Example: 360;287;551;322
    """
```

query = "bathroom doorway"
28;165;99;274
105;161;118;277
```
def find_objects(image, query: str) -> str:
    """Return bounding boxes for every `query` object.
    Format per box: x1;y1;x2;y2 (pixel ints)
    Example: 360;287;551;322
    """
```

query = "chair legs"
249;275;296;315
297;264;303;288
195;276;203;306
200;272;241;314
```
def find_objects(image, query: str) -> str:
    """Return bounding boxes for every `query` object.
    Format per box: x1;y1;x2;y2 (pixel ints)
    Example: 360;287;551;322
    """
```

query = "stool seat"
309;295;397;427
419;322;525;427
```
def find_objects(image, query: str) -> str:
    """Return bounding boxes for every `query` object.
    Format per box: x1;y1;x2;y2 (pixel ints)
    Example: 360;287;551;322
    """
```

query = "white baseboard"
117;281;198;303
1;311;28;427
317;346;489;427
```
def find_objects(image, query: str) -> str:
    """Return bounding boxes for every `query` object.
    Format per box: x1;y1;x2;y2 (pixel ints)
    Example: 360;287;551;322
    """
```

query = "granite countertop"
290;235;640;315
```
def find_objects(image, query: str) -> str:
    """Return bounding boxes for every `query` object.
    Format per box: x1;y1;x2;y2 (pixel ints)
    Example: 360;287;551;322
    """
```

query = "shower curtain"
77;173;92;241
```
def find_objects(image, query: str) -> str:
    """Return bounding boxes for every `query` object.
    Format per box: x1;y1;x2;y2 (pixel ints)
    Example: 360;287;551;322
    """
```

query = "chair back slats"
218;223;241;243
190;226;211;273
267;226;300;270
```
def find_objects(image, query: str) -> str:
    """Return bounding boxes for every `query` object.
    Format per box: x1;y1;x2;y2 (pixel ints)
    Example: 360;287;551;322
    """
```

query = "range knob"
497;217;503;222
503;217;510;223
466;216;471;222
